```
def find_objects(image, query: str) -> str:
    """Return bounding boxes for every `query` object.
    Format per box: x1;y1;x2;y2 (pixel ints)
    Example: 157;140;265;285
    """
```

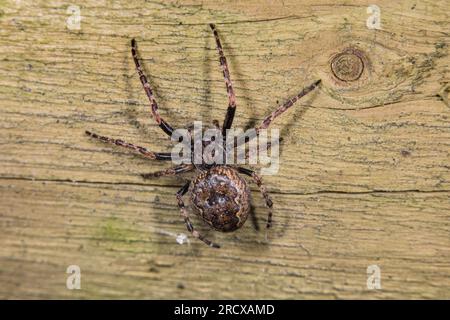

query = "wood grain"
0;0;449;299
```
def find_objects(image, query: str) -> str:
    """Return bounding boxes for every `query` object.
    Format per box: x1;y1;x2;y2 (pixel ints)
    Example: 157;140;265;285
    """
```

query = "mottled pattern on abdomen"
190;166;250;232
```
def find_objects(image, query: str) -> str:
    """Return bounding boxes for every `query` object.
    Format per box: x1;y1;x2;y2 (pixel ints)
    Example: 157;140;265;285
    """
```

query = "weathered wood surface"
0;0;449;299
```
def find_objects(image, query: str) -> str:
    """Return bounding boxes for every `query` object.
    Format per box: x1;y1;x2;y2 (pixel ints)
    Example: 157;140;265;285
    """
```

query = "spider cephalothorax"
86;23;321;248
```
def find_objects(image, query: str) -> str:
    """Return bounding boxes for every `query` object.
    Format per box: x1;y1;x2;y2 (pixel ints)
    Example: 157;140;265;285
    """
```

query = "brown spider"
86;24;321;248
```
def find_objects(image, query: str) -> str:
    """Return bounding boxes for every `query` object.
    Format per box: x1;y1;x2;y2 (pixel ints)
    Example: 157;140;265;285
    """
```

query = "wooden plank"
0;0;449;299
1;179;449;299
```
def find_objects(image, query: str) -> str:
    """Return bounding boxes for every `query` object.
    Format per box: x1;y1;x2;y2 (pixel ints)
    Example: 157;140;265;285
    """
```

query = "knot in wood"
331;49;365;82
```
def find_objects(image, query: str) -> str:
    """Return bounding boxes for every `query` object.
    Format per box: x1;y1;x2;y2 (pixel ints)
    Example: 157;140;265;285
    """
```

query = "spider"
86;24;321;248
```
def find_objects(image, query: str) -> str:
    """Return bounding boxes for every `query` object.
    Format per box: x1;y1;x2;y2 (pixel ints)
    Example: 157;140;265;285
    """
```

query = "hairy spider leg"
212;119;220;130
131;39;174;137
210;24;237;137
237;167;273;229
141;164;194;179
227;80;321;153
256;79;321;132
85;130;172;160
177;182;221;248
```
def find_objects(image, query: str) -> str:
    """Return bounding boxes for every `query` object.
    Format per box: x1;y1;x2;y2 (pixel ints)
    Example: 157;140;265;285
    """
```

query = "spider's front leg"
85;131;172;161
177;182;221;248
210;24;237;137
256;79;321;133
227;80;320;153
237;167;273;230
131;39;175;137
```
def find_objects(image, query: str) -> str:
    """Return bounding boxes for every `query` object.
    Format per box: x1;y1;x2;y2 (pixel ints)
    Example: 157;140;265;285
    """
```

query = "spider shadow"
270;88;320;240
249;203;261;232
281;90;320;144
276;87;320;237
264;85;321;158
201;29;214;126
239;85;321;249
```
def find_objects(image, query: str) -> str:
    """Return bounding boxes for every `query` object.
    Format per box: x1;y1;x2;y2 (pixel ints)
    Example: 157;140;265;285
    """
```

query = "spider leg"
141;164;194;179
131;39;174;137
212;119;220;130
237;167;273;229
177;182;221;248
210;24;237;137
85;130;172;160
256;79;321;133
227;83;320;154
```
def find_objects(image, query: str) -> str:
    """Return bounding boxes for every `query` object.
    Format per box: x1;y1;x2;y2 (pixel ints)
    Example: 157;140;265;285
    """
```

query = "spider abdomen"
190;166;250;232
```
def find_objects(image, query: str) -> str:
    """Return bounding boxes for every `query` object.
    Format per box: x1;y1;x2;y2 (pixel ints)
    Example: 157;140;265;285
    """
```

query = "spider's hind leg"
177;182;220;248
237;167;273;230
141;164;194;179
